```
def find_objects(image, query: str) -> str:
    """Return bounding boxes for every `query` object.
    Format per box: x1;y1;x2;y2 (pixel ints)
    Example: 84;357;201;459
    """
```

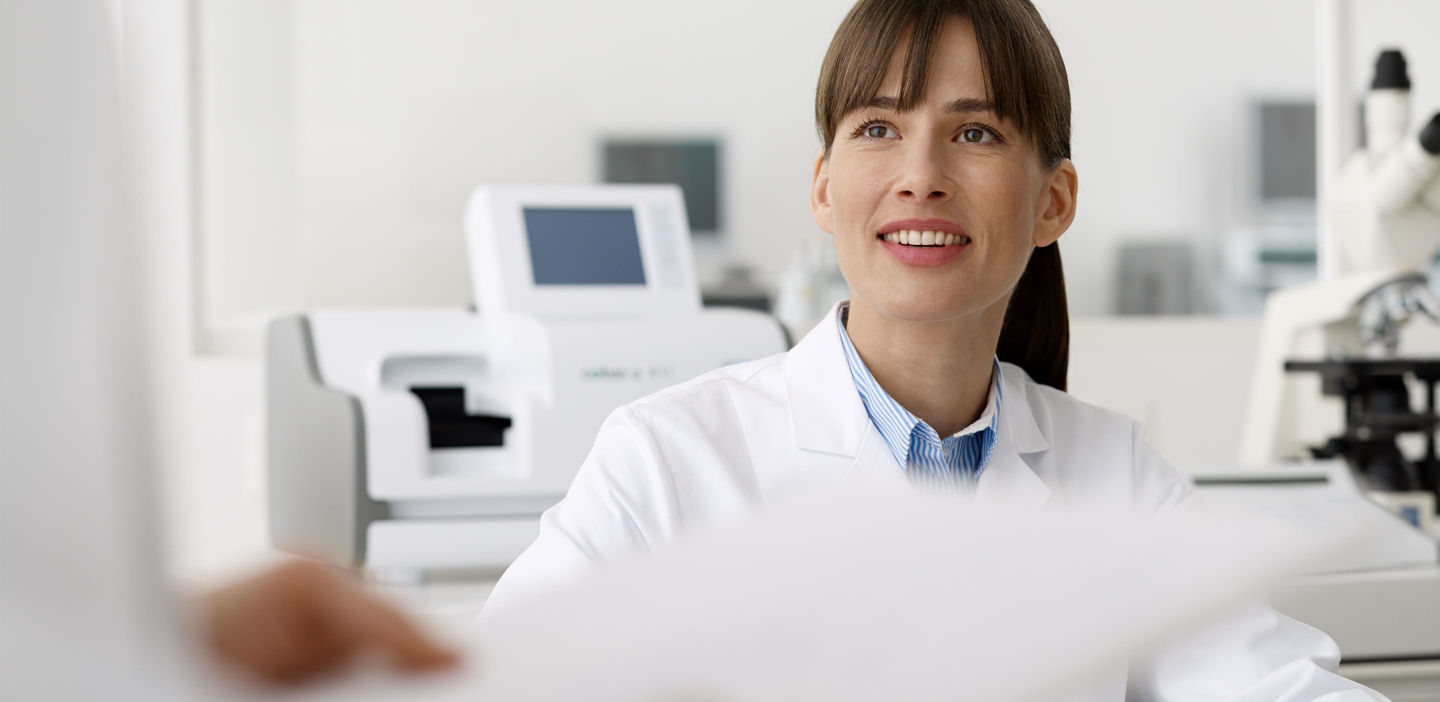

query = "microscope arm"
1241;269;1422;465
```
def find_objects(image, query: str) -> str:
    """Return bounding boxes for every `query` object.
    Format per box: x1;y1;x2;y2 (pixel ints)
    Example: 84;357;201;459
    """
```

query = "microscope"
1223;34;1440;682
1242;50;1440;505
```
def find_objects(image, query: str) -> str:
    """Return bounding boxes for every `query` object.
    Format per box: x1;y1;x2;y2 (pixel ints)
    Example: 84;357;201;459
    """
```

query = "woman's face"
811;15;1076;326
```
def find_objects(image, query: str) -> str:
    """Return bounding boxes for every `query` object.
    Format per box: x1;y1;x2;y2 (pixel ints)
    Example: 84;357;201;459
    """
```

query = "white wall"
203;0;1255;322
1044;1;1317;313
1069;318;1262;470
147;0;1440;574
198;0;1440;329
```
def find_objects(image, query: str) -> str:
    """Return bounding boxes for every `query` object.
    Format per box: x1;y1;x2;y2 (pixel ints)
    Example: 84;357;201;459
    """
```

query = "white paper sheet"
274;483;1353;702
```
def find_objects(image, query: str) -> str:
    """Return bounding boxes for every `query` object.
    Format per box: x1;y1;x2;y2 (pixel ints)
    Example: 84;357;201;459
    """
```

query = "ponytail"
997;243;1069;391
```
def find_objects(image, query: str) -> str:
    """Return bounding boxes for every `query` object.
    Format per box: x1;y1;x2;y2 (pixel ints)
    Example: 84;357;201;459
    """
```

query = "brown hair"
815;0;1072;391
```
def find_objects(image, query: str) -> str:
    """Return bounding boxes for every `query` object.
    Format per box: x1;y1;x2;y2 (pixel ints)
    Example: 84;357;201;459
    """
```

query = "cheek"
973;170;1040;243
827;158;887;228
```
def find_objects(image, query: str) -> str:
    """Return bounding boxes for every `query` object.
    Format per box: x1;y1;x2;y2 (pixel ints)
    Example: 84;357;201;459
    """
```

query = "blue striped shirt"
837;304;1003;490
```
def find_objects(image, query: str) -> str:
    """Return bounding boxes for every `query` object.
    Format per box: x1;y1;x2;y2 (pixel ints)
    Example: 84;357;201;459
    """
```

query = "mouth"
876;219;971;247
877;229;972;247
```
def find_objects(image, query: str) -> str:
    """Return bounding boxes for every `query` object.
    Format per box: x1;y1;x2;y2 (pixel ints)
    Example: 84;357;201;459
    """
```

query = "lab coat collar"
993;360;1050;456
784;301;1052;463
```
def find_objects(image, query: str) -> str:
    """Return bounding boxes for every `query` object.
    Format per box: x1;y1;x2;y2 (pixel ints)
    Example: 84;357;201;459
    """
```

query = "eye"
856;121;898;140
958;125;999;144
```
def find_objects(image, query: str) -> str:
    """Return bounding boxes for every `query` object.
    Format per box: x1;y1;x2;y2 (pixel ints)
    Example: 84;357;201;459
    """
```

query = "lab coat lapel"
973;363;1053;509
846;421;911;485
781;304;909;486
976;450;1051;508
783;303;873;459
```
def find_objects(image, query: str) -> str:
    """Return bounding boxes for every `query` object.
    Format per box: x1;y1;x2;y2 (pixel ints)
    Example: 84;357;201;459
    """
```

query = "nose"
893;141;953;203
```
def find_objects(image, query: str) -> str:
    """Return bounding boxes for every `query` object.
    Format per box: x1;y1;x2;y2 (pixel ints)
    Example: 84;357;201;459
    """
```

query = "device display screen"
523;207;647;286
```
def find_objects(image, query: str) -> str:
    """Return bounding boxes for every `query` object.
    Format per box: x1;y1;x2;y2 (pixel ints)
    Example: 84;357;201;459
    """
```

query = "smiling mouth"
879;229;972;247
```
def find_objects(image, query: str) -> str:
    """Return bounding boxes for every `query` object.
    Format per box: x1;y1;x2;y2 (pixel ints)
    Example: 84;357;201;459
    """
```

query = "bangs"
815;0;1070;166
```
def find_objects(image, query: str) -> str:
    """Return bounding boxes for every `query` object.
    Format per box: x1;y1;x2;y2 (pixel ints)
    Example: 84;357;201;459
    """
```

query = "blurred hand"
202;560;460;684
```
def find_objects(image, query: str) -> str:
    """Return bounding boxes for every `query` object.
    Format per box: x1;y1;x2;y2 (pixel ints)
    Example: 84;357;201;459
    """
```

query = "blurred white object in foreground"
280;483;1358;702
0;1;190;700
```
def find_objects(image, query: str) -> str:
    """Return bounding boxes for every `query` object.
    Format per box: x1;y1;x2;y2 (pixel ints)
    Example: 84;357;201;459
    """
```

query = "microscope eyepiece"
1373;49;1411;90
1421;114;1440;156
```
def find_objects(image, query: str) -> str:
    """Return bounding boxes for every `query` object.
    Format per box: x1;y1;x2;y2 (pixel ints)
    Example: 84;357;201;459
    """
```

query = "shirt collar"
835;303;1003;469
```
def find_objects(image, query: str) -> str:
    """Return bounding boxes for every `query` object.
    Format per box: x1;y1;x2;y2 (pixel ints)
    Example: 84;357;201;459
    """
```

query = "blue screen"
523;207;647;286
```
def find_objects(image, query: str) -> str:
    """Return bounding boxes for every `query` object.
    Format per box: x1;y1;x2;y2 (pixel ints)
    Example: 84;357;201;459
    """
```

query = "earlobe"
1034;159;1078;247
809;148;834;235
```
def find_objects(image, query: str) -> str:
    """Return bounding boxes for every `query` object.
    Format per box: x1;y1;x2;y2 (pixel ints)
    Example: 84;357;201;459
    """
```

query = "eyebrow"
866;96;997;114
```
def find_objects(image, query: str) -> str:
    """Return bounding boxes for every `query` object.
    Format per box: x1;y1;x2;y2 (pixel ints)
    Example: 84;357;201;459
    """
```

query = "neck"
844;295;1007;437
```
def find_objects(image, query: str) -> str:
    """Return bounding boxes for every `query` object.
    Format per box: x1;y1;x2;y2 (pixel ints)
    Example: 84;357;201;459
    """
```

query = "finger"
215;593;355;682
320;584;460;670
261;635;361;685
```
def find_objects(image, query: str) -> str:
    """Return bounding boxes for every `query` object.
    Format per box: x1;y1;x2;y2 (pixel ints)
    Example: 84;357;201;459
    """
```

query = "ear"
1033;158;1078;247
809;148;835;235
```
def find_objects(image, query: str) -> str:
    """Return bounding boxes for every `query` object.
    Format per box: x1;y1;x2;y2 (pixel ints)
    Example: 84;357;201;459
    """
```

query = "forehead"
876;15;989;108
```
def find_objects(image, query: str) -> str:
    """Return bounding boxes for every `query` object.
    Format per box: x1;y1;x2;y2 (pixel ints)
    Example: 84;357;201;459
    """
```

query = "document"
281;484;1351;702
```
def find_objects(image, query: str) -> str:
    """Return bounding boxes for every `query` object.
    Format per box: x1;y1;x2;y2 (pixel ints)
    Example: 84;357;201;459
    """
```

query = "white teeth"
882;229;968;245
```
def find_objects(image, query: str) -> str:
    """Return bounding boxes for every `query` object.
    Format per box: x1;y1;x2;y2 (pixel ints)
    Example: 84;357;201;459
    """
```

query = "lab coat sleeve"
479;406;679;619
1127;603;1386;701
1125;425;1388;701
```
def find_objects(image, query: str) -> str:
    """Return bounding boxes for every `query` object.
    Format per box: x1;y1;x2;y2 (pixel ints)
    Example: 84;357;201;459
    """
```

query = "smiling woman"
826;0;1071;384
478;2;1385;699
194;0;1385;697
812;0;1074;413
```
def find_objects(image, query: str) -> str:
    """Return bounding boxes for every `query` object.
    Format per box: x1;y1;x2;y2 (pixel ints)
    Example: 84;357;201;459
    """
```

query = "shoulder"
621;351;790;431
597;348;792;479
1000;362;1192;511
490;351;796;608
1000;361;1137;445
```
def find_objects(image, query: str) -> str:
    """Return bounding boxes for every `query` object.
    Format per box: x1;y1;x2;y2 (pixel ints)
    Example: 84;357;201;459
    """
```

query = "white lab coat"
484;304;1385;701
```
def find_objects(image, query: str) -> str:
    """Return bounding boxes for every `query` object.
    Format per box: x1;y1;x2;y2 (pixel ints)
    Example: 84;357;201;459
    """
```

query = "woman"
206;1;1381;698
480;1;1381;699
